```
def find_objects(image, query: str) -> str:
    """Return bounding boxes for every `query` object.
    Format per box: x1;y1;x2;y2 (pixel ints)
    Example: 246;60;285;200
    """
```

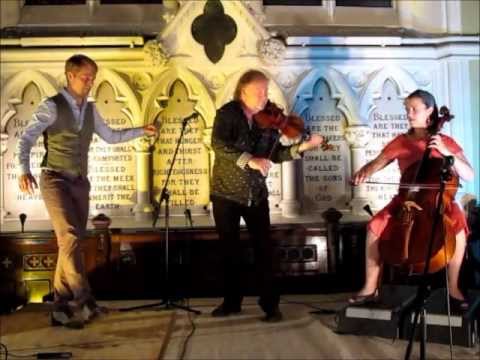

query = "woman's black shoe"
450;296;469;312
348;290;379;306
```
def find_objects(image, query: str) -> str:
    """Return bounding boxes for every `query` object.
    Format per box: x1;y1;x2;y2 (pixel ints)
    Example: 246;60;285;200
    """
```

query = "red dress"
368;133;469;238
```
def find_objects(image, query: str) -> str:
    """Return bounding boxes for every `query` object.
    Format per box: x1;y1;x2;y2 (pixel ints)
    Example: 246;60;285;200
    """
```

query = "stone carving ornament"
258;37;286;65
345;125;371;148
347;71;368;89
143;39;170;67
132;72;152;92
276;72;298;90
191;0;237;64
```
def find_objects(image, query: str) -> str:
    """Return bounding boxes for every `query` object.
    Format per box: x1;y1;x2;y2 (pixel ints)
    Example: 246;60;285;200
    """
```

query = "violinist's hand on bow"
143;124;158;137
298;134;324;153
248;157;272;177
428;135;452;156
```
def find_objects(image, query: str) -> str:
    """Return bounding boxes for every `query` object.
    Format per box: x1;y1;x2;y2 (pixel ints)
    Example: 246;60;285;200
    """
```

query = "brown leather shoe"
81;300;109;322
51;308;84;329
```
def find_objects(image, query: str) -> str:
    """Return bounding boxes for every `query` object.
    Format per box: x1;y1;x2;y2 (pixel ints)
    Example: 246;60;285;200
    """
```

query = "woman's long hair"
406;89;454;134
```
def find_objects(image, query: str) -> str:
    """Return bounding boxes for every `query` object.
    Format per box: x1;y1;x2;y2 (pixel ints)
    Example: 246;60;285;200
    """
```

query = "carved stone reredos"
157;0;271;68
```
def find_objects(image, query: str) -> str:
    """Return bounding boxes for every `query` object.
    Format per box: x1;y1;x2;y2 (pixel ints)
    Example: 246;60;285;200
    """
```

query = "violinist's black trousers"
211;196;279;314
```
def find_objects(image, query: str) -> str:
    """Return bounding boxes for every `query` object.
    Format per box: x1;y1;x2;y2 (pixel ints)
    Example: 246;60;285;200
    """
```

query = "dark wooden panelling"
0;222;368;309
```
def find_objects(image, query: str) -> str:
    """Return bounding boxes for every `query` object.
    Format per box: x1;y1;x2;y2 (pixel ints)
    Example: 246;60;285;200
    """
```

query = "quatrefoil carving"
191;0;237;64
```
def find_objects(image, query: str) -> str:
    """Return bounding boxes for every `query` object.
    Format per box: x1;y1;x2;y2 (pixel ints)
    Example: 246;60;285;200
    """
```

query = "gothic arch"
90;68;142;128
142;66;216;130
292;67;360;125
359;66;419;122
1;70;57;131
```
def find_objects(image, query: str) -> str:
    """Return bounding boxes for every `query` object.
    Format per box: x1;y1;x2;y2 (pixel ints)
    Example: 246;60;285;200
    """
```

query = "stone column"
322;207;343;273
280;161;300;218
133;138;153;221
0;133;8;221
345;125;371;215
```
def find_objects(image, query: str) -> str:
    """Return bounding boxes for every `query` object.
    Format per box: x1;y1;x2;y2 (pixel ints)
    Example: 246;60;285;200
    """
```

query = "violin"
253;101;334;151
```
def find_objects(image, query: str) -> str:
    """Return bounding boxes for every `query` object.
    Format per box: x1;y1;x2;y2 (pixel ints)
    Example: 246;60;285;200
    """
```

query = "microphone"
19;213;27;232
152;201;160;228
182;112;198;124
363;204;373;217
184;209;193;228
37;352;72;359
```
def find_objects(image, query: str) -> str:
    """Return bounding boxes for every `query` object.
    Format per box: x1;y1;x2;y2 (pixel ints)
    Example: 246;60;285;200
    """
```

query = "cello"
377;106;457;274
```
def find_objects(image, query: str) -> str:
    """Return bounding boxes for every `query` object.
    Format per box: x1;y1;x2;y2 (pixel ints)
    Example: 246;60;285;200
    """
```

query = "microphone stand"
404;155;455;360
19;213;27;232
120;114;200;314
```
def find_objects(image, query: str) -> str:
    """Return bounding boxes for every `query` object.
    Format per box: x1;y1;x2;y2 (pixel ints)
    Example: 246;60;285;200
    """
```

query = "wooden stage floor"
1;294;478;360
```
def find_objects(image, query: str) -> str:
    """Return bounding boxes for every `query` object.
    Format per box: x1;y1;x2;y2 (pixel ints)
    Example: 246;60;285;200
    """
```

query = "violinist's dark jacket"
211;100;303;206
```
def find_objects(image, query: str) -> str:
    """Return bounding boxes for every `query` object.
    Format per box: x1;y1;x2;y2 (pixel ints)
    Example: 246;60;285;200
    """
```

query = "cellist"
350;89;474;310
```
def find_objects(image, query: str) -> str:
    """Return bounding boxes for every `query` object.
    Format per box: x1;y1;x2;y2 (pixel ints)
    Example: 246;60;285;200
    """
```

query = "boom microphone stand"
404;155;455;360
121;113;201;314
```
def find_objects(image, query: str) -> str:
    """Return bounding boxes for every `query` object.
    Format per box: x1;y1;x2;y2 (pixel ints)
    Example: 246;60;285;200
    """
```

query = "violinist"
210;70;324;322
350;89;474;310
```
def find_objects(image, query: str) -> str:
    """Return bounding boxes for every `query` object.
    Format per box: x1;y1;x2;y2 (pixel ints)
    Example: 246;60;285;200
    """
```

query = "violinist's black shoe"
261;308;283;323
211;303;242;317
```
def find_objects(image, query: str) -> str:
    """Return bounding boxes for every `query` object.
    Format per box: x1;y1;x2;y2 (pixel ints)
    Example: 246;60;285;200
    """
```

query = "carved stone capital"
131;72;152;92
143;39;170;67
347;70;368;88
258;37;286;65
276;71;298;90
345;125;371;148
136;137;154;152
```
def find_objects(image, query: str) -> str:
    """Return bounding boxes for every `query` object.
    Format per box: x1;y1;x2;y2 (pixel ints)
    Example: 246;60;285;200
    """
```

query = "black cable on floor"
1;307;72;360
1;338;40;359
178;298;197;360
